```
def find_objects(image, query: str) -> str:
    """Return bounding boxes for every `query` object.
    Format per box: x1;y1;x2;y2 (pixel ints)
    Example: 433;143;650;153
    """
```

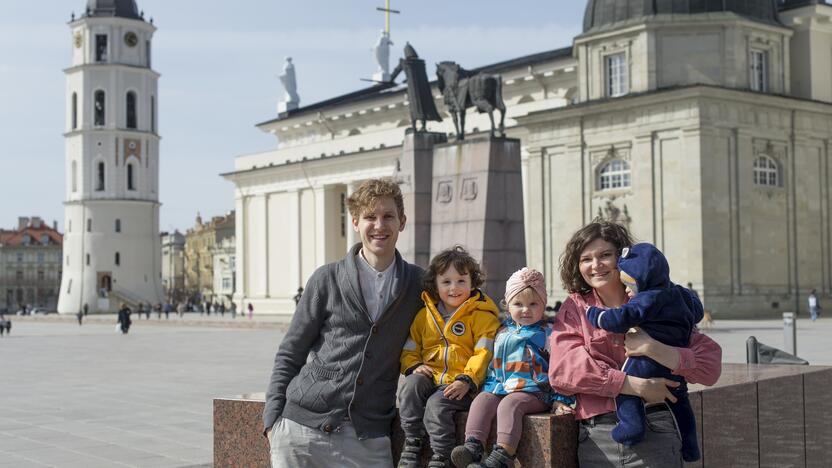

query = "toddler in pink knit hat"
450;267;574;468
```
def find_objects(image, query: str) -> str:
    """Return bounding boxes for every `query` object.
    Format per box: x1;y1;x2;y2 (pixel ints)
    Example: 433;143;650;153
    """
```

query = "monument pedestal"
430;137;525;301
398;131;447;268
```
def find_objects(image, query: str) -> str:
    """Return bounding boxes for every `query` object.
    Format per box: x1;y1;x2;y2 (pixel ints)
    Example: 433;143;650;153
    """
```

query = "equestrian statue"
436;61;506;140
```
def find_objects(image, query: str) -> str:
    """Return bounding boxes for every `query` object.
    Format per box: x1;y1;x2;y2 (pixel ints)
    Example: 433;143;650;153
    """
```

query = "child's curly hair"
423;246;485;302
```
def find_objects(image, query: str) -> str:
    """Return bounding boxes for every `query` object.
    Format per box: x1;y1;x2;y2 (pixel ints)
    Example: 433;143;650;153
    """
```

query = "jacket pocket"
288;362;341;413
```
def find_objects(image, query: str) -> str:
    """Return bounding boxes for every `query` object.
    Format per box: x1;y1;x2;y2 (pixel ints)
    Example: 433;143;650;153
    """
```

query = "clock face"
124;32;138;48
74;33;82;48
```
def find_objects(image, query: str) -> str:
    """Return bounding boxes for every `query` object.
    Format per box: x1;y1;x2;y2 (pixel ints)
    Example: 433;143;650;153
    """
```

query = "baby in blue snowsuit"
585;242;703;462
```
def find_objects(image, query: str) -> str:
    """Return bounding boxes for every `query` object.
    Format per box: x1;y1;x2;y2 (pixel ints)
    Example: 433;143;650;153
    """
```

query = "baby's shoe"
450;437;483;467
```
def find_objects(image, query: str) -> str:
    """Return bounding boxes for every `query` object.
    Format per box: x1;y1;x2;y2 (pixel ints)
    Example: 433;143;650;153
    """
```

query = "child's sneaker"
472;445;515;468
450;437;484;467
397;437;422;468
427;452;450;468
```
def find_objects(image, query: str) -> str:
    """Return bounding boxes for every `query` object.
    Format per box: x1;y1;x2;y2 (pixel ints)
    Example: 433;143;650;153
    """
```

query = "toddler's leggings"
464;391;548;449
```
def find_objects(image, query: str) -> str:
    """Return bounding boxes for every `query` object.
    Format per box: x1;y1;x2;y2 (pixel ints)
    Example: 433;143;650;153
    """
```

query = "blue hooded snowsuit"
585;243;703;462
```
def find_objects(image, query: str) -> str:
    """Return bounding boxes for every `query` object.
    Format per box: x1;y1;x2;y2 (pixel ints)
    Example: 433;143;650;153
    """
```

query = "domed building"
226;0;832;317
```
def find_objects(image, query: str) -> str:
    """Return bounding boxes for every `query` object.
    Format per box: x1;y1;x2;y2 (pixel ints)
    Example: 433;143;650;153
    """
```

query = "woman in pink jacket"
548;221;722;467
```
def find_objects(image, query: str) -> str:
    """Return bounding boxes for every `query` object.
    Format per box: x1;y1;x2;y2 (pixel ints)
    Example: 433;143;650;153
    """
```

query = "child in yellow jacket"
397;246;501;468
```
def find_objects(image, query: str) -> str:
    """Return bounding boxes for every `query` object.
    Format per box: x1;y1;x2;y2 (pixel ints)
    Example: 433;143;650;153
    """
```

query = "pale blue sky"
0;1;584;233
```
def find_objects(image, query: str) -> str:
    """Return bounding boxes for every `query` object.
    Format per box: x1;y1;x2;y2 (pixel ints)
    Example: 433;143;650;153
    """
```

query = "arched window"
115;252;120;266
96;161;105;191
753;155;779;187
598;159;631;190
126;91;137;129
94;90;105;126
151;96;156;132
71;93;78;129
71;160;78;192
127;163;136;190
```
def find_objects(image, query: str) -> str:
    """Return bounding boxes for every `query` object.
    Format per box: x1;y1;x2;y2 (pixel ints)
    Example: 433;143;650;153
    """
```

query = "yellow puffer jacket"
400;290;501;388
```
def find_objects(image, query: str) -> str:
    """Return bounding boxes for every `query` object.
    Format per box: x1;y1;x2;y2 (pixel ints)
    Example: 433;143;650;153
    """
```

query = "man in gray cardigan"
264;179;424;467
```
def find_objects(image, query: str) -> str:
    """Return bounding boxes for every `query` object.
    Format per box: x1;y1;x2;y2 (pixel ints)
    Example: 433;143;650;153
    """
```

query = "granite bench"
214;363;832;467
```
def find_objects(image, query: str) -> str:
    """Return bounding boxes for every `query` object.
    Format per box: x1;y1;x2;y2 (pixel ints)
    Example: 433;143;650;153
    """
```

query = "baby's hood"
617;243;671;291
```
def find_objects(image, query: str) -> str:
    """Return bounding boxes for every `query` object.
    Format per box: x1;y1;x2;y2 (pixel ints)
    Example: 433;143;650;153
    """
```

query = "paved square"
2;319;285;467
1;315;829;467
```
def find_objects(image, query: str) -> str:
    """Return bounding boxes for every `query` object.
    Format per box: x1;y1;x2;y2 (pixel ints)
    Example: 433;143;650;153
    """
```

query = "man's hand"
622;376;680;405
443;380;470;400
413;365;434;378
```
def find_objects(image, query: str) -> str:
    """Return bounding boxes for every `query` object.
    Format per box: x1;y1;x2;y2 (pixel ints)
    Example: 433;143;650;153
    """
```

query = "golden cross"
376;0;400;35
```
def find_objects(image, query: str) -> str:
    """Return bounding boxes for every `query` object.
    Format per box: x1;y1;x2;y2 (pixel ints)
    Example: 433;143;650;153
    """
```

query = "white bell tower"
58;0;163;314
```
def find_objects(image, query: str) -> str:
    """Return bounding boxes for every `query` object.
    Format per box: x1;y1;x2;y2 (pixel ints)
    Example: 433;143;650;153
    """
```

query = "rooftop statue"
278;57;300;113
372;30;393;82
390;43;442;132
436;61;506;140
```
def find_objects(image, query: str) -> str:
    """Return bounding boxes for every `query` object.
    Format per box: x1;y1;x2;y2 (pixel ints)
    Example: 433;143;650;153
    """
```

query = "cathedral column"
345;182;357;251
233;195;246;305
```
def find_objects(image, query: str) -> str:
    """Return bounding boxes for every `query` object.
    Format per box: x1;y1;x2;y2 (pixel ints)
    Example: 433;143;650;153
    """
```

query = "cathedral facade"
58;0;163;314
226;0;832;317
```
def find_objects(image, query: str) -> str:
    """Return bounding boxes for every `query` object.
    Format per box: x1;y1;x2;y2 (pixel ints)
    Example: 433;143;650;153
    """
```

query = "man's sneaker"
427;452;450;468
472;445;515;468
397;437;423;468
450;437;484;467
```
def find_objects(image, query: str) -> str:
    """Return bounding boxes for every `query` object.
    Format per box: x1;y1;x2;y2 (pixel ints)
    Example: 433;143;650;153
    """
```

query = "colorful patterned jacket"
482;318;575;406
400;290;500;390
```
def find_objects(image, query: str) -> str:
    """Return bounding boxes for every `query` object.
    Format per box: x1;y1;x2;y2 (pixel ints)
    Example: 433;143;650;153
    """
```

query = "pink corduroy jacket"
548;291;722;421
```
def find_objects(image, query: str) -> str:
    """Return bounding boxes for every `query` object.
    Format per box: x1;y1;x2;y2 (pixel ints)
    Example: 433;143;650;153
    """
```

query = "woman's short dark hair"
423;246;485;302
559;219;634;294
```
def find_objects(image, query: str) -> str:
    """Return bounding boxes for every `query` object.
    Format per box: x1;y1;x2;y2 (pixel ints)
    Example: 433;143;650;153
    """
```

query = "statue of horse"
436;61;506;140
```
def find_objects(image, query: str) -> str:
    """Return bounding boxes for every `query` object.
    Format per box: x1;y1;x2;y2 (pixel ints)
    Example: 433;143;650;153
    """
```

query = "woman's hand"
552;401;574;415
621;375;680;405
624;327;681;371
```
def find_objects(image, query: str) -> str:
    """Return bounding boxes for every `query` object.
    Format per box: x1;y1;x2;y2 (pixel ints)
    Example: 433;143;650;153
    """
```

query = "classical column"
345;183;357;251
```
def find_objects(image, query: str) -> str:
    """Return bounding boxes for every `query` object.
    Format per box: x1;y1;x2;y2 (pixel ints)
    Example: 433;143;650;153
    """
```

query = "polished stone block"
804;368;832;467
758;373;804;468
702;381;758;467
213;394;269;468
215;365;832;468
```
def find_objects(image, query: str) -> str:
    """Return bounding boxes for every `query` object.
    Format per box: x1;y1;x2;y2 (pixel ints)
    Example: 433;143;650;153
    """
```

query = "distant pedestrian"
0;313;6;337
687;282;700;301
177;302;186;318
219;303;225;317
83;303;89;316
293;287;304;306
230;302;237;319
164;302;172;319
808;289;820;321
205;301;211;316
156;303;162;319
145;304;150;320
117;303;132;334
76;309;83;326
137;303;145;320
247;302;253;320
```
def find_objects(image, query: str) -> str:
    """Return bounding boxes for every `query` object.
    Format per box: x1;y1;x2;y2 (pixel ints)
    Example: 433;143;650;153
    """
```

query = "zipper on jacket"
427;310;451;384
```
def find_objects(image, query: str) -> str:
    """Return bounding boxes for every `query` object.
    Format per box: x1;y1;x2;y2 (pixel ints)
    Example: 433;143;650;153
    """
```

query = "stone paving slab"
1;316;829;467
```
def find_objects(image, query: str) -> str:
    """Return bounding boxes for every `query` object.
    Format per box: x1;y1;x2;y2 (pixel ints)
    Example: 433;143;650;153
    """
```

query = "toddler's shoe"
450;437;483;467
397;437;423;468
471;445;515;468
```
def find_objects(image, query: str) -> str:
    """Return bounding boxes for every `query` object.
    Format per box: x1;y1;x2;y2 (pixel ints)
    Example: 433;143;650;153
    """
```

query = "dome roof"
582;0;780;33
85;0;143;20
